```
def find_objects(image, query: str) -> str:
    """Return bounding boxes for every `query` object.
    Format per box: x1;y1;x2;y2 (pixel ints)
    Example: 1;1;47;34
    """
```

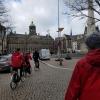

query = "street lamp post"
56;0;64;65
57;0;60;60
25;32;28;52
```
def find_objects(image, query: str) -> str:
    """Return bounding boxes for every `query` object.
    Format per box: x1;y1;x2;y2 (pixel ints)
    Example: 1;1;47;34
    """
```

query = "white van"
39;49;50;60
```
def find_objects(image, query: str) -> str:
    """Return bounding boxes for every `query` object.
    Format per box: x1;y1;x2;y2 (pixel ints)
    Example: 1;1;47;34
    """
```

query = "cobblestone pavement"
0;58;79;100
42;58;79;69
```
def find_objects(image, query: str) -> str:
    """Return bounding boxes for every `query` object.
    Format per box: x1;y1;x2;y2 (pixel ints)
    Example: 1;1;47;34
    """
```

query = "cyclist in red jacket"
24;51;32;75
11;48;23;78
65;32;100;100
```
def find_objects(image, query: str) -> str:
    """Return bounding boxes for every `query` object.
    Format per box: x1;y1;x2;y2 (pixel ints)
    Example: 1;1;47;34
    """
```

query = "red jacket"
11;52;23;68
65;49;100;100
23;53;32;67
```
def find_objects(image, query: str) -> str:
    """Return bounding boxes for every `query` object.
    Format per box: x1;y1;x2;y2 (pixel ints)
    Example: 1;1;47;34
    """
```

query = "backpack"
12;53;22;68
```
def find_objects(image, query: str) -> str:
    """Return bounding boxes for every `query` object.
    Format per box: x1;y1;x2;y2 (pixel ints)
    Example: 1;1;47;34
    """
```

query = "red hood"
86;49;100;67
12;52;20;56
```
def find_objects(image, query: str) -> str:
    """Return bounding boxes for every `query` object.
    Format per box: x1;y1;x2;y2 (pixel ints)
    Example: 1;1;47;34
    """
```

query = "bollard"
59;59;63;66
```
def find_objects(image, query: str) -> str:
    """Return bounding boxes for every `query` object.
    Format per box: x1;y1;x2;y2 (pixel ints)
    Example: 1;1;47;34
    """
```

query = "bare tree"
64;0;100;22
0;0;14;29
0;0;8;24
0;0;14;54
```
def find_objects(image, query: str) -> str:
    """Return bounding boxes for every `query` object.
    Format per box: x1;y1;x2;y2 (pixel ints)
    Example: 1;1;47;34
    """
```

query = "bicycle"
10;69;24;90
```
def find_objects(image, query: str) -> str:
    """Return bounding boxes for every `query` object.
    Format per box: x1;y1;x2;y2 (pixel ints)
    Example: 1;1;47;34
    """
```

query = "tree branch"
95;0;100;7
64;0;100;22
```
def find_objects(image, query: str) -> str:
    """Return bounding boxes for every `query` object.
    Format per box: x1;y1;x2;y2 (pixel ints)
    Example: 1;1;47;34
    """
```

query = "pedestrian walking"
65;32;100;100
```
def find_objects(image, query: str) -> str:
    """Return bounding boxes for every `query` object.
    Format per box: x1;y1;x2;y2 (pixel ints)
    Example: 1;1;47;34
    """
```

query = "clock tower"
29;21;36;35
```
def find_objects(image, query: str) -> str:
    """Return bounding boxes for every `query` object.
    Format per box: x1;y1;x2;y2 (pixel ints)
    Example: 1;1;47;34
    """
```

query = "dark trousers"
34;60;39;68
25;67;31;74
12;67;23;78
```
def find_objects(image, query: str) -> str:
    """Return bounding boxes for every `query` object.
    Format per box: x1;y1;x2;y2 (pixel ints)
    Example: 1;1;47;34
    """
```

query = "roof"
7;33;26;38
30;35;54;40
71;34;84;41
64;34;71;40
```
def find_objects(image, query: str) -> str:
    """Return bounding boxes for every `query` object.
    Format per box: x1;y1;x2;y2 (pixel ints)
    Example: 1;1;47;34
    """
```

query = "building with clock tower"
29;21;36;35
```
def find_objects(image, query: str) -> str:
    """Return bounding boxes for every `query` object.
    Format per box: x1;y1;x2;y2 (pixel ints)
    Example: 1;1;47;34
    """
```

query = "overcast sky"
5;0;87;38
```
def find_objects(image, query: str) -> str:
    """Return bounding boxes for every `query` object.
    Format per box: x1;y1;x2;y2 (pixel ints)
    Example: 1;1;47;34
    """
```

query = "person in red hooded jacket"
65;32;100;100
11;48;23;78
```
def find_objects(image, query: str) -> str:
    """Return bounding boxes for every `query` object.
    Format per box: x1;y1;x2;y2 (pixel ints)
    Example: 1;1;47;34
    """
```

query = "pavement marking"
41;61;73;71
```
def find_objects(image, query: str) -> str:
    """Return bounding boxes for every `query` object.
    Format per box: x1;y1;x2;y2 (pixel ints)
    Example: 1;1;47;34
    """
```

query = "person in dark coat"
65;32;100;100
33;49;40;69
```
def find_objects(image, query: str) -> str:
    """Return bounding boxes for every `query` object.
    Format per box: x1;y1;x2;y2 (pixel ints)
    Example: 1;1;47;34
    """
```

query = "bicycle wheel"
10;81;17;90
10;73;18;90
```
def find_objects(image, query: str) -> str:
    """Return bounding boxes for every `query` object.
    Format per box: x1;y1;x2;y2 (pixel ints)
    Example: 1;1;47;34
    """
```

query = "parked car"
0;54;12;73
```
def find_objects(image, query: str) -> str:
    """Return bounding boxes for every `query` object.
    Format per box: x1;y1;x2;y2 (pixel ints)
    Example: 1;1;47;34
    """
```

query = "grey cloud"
5;0;89;38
